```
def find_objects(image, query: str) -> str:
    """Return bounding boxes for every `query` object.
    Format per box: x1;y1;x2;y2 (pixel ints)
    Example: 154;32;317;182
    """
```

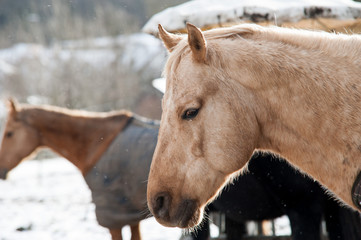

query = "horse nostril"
153;192;171;220
156;195;165;209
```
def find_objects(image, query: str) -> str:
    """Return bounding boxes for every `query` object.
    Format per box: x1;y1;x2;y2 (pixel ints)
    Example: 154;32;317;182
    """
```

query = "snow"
142;0;361;35
0;101;6;118
0;33;166;83
152;78;166;94
0;33;165;71
0;102;6;138
0;59;16;77
0;157;291;239
0;158;182;240
115;33;167;72
60;33;167;72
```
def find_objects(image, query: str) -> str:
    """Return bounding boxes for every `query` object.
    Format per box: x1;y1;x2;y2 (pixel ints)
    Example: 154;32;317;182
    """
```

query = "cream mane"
185;23;360;52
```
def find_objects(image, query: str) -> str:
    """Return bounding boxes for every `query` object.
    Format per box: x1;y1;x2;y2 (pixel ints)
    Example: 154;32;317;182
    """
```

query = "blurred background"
0;2;190;239
1;1;361;239
0;0;188;122
1;0;361;121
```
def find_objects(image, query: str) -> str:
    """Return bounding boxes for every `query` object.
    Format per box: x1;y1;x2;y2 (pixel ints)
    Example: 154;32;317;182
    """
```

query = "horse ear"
158;24;183;52
6;98;17;119
187;23;207;63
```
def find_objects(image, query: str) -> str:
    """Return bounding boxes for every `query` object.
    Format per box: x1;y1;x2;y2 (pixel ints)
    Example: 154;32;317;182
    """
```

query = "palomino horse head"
0;99;41;179
147;24;260;228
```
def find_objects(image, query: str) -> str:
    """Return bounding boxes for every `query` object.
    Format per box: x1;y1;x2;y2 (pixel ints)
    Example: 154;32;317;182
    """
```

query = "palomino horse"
0;99;158;240
147;23;361;229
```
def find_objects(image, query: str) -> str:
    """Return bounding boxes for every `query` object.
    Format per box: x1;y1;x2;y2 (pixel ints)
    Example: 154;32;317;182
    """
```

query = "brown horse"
0;99;157;240
147;23;361;229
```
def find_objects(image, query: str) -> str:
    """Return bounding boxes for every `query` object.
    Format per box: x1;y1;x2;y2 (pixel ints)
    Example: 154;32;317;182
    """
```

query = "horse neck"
21;107;132;175
223;32;361;206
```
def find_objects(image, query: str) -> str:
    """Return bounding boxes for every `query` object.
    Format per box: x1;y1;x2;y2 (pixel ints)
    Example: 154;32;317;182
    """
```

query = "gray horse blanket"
84;116;158;228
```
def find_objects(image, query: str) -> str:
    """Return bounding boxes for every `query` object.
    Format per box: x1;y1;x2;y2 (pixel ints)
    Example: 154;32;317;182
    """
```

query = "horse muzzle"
0;168;8;180
149;192;200;228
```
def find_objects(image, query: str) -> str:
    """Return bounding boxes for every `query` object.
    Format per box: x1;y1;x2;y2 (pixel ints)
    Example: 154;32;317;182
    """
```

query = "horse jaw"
147;143;238;228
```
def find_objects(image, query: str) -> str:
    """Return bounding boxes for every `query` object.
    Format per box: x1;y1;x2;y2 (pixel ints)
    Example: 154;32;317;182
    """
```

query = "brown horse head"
147;24;260;228
0;99;41;179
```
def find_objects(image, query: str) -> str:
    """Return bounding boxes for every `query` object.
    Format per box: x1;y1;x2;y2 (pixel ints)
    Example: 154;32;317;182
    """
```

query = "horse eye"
182;108;199;120
6;131;13;138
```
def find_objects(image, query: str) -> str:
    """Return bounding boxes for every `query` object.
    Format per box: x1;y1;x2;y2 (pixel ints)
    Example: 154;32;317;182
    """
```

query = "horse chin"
154;198;202;229
0;168;8;180
175;199;201;228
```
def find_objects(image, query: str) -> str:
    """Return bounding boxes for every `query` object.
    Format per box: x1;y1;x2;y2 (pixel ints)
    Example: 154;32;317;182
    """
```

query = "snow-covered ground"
143;0;361;35
0;158;182;240
0;157;292;240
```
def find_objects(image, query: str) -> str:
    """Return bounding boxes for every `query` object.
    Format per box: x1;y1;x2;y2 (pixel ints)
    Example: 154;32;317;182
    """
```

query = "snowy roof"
143;0;361;35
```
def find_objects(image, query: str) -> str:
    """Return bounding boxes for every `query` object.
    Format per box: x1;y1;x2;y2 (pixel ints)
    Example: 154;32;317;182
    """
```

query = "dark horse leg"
225;216;247;240
287;205;322;240
186;214;247;240
324;197;361;240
